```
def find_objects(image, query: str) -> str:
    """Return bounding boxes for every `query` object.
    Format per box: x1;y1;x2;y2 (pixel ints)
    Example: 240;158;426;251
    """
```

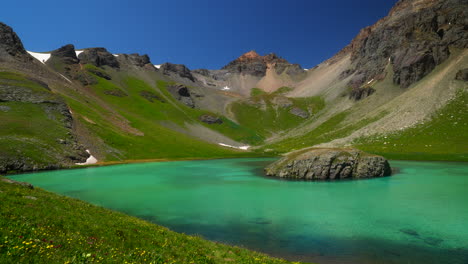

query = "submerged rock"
265;148;391;180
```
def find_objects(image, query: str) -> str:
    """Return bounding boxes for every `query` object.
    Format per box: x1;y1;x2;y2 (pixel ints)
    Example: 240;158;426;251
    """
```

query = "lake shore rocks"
265;148;391;180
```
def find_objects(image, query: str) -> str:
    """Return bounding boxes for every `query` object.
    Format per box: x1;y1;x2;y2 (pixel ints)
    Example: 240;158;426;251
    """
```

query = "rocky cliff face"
265;148;392;180
0;23;30;62
78;47;120;68
50;44;79;64
337;0;468;92
160;63;195;82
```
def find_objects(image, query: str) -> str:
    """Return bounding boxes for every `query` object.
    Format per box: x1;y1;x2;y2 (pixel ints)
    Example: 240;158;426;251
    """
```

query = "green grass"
65;73;263;160
354;90;468;161
250;88;266;97
272;86;293;95
230;90;325;138
0;71;75;171
0;177;297;264
263;111;388;153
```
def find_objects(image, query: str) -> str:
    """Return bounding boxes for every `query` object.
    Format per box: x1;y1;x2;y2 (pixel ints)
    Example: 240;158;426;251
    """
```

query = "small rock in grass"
0;105;11;112
24;196;37;200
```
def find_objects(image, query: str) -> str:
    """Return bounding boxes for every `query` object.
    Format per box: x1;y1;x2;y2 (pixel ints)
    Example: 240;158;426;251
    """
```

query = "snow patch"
76;150;98;165
59;73;72;83
75;50;84;57
154;65;161;69
27;51;51;64
366;78;374;85
218;143;250;150
221;86;231;91
113;54;119;57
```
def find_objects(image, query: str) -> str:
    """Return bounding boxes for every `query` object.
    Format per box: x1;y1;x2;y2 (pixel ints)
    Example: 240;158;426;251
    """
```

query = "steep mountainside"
0;0;467;173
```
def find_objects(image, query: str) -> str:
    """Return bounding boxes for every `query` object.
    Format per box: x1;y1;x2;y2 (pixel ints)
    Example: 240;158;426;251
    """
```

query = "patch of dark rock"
0;105;11;112
289;107;309;119
349;87;375;101
179;97;195;108
400;228;420;237
50;44;79;64
104;89;128;97
78;47;119;68
265;148;392;180
394;50;436;88
1;178;34;189
455;68;468;81
199;114;223;124
168;84;195;108
87;68;111;80
139;90;165;103
160;63;195;82
119;53;151;67
192;68;211;77
285;64;306;76
0;22;29;60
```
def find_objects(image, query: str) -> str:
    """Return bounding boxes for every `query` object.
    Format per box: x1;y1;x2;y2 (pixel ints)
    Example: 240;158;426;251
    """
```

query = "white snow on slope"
154;65;161;69
221;86;231;91
218;143;250;150
59;73;72;83
75;50;84;57
27;51;51;64
75;150;98;165
113;54;119;57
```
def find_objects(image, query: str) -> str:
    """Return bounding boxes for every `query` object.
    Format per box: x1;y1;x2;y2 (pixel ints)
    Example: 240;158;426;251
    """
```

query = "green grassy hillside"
0;177;295;264
354;90;468;161
229;88;324;138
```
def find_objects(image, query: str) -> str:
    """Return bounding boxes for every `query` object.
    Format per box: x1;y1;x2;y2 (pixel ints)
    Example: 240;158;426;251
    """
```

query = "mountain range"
0;0;467;173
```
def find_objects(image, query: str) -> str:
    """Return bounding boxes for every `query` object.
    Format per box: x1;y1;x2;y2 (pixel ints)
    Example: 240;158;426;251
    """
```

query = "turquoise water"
11;159;468;264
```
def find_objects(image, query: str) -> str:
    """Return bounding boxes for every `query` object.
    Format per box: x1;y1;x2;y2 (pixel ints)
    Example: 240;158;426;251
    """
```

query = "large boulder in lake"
265;148;391;180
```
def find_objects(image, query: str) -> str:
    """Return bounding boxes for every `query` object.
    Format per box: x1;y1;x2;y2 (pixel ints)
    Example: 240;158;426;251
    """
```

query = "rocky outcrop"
50;44;79;64
160;63;195;82
222;50;305;77
168;84;195;108
289;107;309;119
199;114;223;124
336;0;468;89
349;87;375;101
455;68;468;81
265;148;392;180
118;53;152;67
139;90;165;103
78;48;120;68
0;22;29;61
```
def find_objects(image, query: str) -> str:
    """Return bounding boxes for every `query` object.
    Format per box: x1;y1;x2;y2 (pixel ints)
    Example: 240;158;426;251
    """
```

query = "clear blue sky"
2;0;397;69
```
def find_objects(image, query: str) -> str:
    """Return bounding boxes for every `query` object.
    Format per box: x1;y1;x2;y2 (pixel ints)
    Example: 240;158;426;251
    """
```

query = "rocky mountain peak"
238;50;261;61
77;47;119;68
0;22;28;61
222;51;297;77
50;44;79;64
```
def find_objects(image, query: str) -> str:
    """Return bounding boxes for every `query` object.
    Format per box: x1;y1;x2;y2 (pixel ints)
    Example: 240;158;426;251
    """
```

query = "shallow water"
11;159;468;264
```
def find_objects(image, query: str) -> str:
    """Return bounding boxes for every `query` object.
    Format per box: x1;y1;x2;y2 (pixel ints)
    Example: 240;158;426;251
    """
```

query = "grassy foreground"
0;177;296;264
